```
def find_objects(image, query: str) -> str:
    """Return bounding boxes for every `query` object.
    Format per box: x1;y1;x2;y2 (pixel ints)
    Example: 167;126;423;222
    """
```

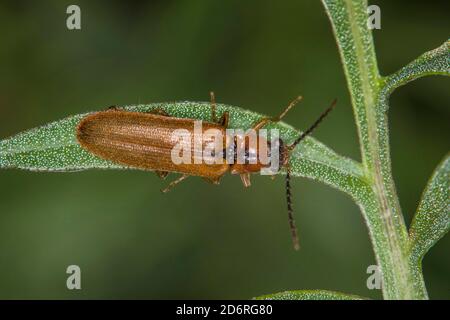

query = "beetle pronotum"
76;94;336;250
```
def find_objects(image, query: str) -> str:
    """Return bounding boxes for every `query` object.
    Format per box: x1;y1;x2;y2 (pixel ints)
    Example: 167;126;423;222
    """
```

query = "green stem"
322;0;428;299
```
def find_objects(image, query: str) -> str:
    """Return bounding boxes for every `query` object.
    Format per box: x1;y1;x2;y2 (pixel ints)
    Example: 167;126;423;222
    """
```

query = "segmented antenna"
286;167;300;250
284;99;337;250
288;99;337;151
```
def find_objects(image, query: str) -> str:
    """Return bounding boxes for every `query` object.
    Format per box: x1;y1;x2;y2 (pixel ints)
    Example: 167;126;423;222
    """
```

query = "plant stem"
322;0;428;299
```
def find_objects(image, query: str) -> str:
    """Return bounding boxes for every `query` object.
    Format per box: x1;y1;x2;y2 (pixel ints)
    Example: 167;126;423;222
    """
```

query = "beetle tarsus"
161;174;189;193
240;173;251;187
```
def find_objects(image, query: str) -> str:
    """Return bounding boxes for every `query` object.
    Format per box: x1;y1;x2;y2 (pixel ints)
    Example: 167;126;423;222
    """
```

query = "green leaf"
383;40;450;103
255;290;367;300
409;154;450;264
0;102;364;197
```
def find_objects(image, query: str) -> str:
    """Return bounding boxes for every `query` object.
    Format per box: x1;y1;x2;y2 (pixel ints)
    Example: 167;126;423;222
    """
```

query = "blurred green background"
0;0;448;299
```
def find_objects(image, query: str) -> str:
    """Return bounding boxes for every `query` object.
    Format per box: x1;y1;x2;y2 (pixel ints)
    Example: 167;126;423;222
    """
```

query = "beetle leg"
155;170;169;180
210;92;230;127
161;174;189;193
251;96;303;131
210;91;217;123
251;118;271;131
147;108;170;117
240;173;251;187
218;112;229;127
275;96;302;122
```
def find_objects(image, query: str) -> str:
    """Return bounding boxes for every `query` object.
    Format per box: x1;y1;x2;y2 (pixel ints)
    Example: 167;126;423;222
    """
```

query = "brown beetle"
76;93;336;249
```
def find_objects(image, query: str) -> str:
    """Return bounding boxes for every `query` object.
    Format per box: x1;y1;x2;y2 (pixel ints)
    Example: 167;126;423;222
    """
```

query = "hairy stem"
322;0;428;299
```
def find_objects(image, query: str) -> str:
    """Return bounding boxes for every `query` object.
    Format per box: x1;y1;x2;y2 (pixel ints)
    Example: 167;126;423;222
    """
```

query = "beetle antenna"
287;99;337;151
282;99;336;250
286;167;300;250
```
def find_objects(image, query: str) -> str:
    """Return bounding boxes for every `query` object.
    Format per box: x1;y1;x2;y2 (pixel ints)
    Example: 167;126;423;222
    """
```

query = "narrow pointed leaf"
409;154;450;264
384;40;450;101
